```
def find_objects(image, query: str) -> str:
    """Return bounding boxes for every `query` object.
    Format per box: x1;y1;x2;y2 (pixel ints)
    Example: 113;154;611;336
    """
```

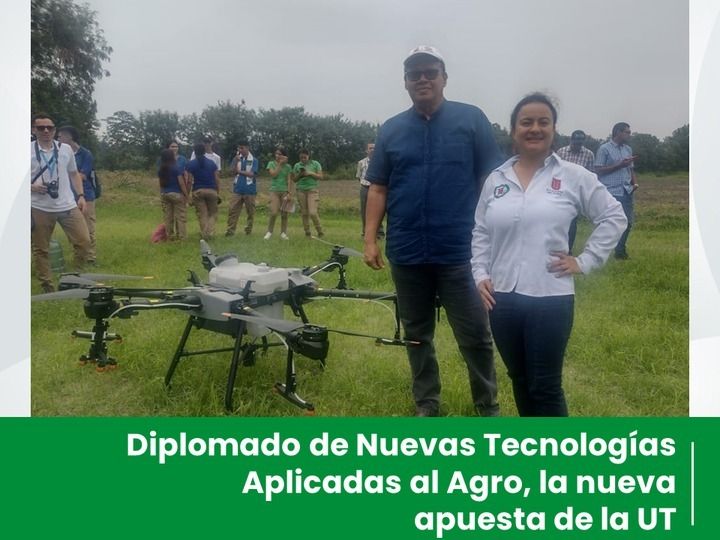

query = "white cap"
404;45;445;66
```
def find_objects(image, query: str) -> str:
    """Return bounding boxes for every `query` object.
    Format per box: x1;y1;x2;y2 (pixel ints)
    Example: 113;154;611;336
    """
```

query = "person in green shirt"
292;149;324;237
264;147;295;240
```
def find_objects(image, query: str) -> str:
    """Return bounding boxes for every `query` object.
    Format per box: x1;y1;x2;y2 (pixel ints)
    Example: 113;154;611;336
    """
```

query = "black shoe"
476;405;500;417
614;251;629;260
415;406;439;417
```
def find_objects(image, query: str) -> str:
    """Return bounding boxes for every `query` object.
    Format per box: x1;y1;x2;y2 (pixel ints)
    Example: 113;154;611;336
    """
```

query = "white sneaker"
280;232;289;240
263;232;272;240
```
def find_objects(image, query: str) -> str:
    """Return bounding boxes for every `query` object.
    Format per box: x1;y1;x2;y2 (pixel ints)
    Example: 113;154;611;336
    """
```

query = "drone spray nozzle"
200;240;217;270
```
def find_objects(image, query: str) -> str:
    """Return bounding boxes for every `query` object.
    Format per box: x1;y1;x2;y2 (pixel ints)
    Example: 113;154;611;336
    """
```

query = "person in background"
30;113;90;293
186;142;220;240
356;142;384;239
166;140;189;192
556;129;595;253
57;125;98;264
226;141;259;236
364;45;502;417
594;122;638;259
292;149;324;238
264;147;294;240
190;135;222;171
471;93;627;416
157;148;189;240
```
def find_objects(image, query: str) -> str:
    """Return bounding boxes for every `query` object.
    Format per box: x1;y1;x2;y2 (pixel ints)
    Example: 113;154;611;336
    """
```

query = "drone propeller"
222;311;306;335
32;288;92;302
311;236;363;258
74;273;153;282
58;273;152;289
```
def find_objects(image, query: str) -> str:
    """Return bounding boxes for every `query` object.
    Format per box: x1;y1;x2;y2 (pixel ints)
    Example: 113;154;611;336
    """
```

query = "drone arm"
111;296;202;319
303;260;343;278
306;288;396;302
110;288;193;300
327;328;419;347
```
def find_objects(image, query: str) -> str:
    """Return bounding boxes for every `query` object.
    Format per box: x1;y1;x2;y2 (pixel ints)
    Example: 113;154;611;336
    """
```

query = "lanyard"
33;141;59;184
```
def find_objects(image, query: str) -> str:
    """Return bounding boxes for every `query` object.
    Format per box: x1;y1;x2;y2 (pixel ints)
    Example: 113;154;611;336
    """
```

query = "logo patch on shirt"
546;177;564;195
494;184;510;198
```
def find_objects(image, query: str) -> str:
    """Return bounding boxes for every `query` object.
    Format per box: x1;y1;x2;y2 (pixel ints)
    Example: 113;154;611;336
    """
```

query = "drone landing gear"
274;349;314;415
164;317;297;413
72;318;122;372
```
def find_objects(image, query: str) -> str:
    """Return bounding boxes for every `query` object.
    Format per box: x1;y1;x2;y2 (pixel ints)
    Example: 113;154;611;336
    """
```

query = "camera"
46;180;59;199
299;167;306;175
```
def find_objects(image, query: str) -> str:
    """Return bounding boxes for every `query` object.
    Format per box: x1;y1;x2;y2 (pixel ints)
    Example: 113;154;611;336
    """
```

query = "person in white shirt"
30;113;91;293
355;142;384;239
190;135;222;171
471;93;626;416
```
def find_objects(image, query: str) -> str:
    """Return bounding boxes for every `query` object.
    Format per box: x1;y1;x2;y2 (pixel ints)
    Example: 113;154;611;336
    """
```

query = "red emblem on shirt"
551;177;561;191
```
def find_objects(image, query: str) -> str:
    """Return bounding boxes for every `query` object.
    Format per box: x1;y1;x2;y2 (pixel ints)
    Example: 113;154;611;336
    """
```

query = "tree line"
98;104;379;173
98;104;688;175
32;0;688;175
491;123;688;175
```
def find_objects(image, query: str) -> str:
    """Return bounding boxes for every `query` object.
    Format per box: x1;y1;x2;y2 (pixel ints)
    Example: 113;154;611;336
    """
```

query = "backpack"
90;170;102;198
150;223;167;243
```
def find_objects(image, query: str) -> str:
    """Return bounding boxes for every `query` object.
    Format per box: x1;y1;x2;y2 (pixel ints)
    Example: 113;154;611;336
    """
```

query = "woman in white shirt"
471;93;627;416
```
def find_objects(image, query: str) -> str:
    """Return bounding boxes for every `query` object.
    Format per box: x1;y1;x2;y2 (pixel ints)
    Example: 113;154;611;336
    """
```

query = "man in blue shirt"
226;141;259;236
57;125;98;264
364;46;503;417
595;122;638;259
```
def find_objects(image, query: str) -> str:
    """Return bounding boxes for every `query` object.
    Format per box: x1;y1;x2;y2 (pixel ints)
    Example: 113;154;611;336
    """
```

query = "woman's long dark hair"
193;143;206;169
158;148;176;188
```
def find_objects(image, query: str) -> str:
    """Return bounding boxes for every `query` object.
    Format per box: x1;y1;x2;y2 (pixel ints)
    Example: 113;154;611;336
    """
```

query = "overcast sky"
85;0;688;139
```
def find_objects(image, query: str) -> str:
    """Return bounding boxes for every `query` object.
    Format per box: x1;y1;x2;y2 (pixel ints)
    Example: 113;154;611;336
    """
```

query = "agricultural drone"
32;239;416;413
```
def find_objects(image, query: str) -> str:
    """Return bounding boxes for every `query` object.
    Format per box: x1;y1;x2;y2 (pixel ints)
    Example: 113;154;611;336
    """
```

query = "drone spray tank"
208;257;288;337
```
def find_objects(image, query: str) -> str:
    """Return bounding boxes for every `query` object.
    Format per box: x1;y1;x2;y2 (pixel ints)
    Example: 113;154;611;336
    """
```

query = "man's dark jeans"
613;193;634;256
391;263;498;415
489;292;574;416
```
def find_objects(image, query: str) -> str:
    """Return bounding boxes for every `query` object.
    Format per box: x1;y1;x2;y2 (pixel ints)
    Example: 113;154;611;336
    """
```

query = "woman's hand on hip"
548;252;581;277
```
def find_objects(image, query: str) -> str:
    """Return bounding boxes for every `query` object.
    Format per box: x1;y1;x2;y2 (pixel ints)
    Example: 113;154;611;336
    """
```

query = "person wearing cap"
594;122;638;259
364;45;503;417
557;130;595;253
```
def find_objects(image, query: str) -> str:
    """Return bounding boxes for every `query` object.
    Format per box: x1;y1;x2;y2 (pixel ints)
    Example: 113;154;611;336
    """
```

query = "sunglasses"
404;69;441;82
35;125;55;131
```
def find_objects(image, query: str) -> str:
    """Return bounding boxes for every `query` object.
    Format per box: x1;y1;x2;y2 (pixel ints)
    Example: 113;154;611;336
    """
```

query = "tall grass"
31;173;688;416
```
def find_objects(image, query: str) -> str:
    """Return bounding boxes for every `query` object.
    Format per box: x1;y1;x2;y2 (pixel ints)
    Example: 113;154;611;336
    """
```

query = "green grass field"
31;172;688;416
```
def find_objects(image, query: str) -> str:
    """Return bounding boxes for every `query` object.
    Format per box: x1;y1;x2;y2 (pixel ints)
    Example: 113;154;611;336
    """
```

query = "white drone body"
206;257;313;337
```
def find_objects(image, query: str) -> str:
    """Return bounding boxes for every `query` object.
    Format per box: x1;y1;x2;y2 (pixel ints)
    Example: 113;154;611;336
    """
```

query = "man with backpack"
57;125;100;264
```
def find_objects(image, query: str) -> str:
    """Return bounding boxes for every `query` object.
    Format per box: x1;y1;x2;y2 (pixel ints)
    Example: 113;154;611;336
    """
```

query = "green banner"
1;418;717;538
